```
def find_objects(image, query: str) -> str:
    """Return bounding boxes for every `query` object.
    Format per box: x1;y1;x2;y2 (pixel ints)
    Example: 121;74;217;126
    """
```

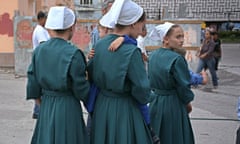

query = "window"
80;0;92;5
75;0;95;11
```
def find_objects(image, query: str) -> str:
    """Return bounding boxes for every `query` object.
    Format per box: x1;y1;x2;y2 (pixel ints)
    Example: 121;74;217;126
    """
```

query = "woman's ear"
70;24;76;32
68;26;73;32
104;27;108;34
130;22;138;29
163;36;169;45
130;24;134;29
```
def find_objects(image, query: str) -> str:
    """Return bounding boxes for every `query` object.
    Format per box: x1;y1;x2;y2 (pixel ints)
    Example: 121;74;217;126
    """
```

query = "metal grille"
145;8;161;20
80;0;92;5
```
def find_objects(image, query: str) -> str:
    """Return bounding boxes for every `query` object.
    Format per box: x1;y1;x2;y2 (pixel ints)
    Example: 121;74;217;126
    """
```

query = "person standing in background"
211;31;222;71
31;11;50;119
137;24;148;66
90;0;115;47
32;11;50;49
89;0;115;50
86;0;115;135
196;30;218;89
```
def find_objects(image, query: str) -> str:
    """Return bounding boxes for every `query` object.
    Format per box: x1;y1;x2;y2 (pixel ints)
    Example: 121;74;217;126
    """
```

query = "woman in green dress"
87;0;153;144
148;22;195;144
26;6;90;144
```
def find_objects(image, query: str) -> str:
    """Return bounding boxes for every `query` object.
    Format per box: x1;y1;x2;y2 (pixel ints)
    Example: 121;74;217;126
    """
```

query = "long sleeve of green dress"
127;50;151;104
26;53;41;100
69;50;90;103
172;56;194;105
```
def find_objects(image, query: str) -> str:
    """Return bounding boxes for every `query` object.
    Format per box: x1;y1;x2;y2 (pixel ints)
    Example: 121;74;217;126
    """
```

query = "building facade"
135;0;240;31
18;0;75;16
0;0;78;68
1;0;239;68
0;0;17;67
73;0;240;30
14;0;240;22
135;0;240;22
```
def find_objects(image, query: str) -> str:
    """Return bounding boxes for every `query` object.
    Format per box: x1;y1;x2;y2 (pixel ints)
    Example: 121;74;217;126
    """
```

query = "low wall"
0;53;14;68
14;17;202;76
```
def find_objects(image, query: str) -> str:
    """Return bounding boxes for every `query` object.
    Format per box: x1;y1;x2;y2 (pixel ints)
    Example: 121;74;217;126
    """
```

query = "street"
191;43;240;144
0;44;240;144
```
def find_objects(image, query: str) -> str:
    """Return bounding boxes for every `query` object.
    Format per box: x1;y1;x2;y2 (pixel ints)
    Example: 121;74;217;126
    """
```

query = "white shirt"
137;35;148;71
32;24;50;49
137;35;147;55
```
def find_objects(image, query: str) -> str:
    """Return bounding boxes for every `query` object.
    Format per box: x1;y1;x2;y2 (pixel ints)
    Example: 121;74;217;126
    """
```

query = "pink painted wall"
16;19;34;49
0;0;74;53
0;0;17;53
15;19;95;52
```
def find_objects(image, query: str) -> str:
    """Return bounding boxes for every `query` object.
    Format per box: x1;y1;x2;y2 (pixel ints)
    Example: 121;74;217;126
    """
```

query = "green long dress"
26;38;90;144
88;34;153;144
148;48;195;144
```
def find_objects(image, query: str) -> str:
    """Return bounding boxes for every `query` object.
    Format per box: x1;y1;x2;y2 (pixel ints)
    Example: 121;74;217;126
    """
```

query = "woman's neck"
49;31;70;41
162;43;170;49
205;37;211;41
112;27;131;36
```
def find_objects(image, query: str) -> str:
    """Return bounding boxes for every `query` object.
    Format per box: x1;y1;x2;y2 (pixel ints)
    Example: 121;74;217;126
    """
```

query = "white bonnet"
45;6;76;30
100;0;143;28
149;22;175;42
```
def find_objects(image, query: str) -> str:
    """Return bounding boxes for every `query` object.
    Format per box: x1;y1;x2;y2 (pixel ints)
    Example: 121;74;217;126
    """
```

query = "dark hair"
136;11;146;23
54;18;77;34
54;29;66;34
165;24;181;36
210;31;218;36
37;11;47;20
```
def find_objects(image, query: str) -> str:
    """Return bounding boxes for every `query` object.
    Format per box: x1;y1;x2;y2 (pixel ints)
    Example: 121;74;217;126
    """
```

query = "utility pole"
33;0;36;15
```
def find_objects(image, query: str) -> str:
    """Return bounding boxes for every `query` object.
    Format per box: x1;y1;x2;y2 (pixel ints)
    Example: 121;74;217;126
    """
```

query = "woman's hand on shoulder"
88;49;95;59
186;103;192;114
109;37;124;51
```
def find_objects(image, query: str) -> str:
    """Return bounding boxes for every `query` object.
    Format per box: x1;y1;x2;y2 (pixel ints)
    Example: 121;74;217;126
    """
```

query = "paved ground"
0;69;238;144
0;43;240;144
0;69;34;144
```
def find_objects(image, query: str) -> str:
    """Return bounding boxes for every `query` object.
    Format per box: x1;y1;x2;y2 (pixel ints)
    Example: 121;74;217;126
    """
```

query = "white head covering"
45;6;75;30
149;22;175;42
100;0;143;28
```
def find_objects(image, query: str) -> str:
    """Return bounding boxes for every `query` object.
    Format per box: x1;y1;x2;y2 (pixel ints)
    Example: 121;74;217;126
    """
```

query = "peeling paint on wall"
15;18;95;51
72;23;92;54
14;16;97;75
0;12;13;37
16;19;33;49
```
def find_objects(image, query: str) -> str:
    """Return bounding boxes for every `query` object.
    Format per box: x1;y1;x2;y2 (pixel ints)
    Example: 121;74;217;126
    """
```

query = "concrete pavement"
191;91;239;144
0;69;239;144
0;68;34;144
0;43;240;144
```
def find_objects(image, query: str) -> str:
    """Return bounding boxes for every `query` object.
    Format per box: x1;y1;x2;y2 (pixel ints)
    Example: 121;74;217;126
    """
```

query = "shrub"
219;31;240;43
